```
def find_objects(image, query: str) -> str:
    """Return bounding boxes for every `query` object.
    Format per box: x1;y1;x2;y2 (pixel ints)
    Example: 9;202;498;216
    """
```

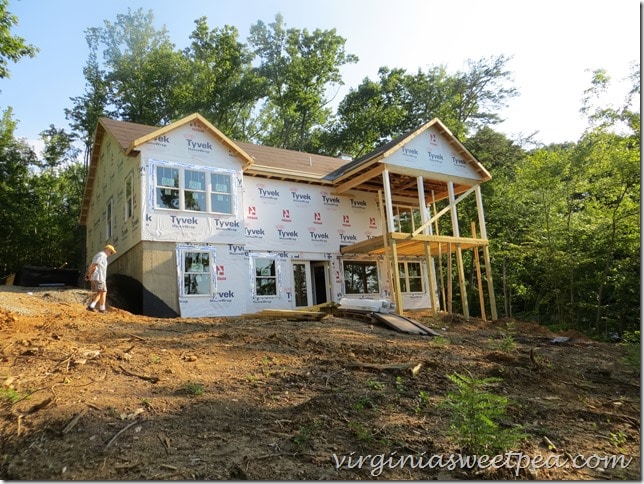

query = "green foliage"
293;420;320;448
442;372;526;454
621;330;640;369
185;382;204;396
0;387;24;403
493;321;517;353
0;0;38;79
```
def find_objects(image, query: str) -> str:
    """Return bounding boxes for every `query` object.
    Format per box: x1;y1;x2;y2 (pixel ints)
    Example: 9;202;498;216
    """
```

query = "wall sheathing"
87;118;457;318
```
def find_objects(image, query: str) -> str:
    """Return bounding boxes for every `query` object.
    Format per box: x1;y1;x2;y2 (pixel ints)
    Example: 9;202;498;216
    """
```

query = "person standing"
85;244;117;313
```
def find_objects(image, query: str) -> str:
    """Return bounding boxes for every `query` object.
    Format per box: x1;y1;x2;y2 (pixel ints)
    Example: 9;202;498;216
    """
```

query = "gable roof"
80;114;491;225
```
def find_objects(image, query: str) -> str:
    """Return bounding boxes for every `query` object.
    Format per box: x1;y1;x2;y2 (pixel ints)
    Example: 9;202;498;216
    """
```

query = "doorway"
292;261;329;308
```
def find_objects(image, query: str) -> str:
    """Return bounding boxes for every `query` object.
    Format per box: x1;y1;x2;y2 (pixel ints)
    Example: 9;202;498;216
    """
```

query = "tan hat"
105;244;117;253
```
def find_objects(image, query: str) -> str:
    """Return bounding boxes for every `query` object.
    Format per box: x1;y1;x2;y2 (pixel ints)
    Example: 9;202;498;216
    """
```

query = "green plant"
395;376;405;393
494;322;517;353
415;390;431;414
185;382;205;396
149;354;161;364
0;387;24;403
366;379;385;391
609;430;627;451
353;395;375;411
349;421;372;442
293;420;320;448
429;335;450;346
441;371;526;453
621;330;640;369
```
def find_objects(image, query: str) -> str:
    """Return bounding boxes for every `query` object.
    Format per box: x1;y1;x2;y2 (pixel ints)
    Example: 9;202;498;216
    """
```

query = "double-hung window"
254;258;277;296
154;163;233;214
343;261;380;294
398;261;424;293
183;251;212;296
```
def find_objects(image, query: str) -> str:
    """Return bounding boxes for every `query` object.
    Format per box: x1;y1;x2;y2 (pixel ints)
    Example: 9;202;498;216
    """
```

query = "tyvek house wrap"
133;120;398;317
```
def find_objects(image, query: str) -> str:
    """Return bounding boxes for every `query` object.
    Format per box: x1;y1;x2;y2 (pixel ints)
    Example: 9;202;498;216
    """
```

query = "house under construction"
80;113;497;320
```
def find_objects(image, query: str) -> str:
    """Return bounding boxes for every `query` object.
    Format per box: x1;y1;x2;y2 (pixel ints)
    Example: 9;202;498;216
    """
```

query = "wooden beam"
472;222;487;321
448;182;469;320
334;165;385;194
412;185;477;237
417;176;438;315
475;185;498;320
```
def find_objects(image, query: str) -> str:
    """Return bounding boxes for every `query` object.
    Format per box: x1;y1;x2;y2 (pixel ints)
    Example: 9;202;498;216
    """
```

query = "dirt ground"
0;286;640;480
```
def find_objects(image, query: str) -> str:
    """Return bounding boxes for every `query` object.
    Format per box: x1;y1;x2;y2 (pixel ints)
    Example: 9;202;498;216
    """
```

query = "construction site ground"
0;286;640;480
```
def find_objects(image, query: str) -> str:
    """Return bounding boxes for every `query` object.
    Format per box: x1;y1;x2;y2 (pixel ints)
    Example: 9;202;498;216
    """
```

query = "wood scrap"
116;365;159;383
104;420;141;450
62;408;87;434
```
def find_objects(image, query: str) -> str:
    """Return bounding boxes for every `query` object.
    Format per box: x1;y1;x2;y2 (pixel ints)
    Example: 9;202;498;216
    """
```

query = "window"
211;173;232;214
154;164;233;214
343;261;380;294
254;258;277;296
183;251;211;296
185;170;206;211
106;198;114;239
156;166;179;209
398;262;423;293
393;205;422;233
125;173;134;220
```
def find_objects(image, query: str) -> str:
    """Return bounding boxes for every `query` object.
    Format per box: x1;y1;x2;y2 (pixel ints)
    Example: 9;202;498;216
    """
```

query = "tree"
98;8;185;126
248;14;358;150
0;0;37;80
325;55;517;158
179;17;263;140
66;27;110;170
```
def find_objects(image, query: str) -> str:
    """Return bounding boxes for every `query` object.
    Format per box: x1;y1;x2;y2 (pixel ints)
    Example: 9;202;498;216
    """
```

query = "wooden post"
475;185;498;320
431;192;446;312
448;182;469;320
447;243;453;314
417;176;438;315
378;190;394;304
471;221;487;321
383;170;403;315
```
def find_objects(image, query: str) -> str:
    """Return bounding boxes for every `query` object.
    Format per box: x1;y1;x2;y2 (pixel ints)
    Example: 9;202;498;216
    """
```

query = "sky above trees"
0;0;639;152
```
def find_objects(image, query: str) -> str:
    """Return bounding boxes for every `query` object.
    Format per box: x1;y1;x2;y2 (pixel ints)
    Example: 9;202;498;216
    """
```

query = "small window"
254;258;277;296
398;261;424;293
343;261;380;294
106;198;114;239
156;166;179;209
125;173;134;220
183;251;211;295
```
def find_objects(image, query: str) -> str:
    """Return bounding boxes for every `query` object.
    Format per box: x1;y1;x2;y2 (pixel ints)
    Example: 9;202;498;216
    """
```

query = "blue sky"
0;0;639;153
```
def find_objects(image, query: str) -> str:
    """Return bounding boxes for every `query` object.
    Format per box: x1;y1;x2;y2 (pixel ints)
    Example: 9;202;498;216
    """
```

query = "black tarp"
12;266;81;287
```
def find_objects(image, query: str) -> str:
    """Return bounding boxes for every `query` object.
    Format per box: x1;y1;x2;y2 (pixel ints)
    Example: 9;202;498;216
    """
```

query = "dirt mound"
0;286;640;480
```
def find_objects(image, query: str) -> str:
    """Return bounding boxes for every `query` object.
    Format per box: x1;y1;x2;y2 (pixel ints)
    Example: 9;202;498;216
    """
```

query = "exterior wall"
386;126;484;182
89;120;439;318
85;133;143;269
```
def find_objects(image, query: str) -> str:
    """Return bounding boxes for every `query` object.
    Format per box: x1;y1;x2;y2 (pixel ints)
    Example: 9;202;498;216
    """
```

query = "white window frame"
152;161;234;215
253;257;278;297
179;246;216;297
343;260;380;295
398;261;424;293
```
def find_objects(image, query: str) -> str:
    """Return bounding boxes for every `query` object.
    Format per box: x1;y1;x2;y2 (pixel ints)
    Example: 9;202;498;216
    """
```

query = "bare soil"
0;286;640;480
